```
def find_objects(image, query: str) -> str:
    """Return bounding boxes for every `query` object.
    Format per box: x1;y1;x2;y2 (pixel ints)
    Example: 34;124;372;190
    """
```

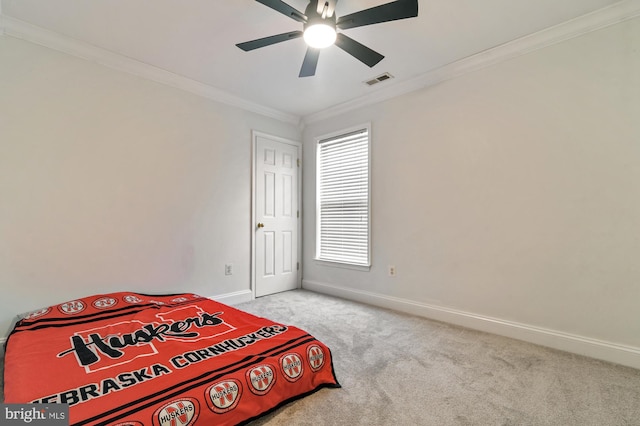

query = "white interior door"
253;133;300;297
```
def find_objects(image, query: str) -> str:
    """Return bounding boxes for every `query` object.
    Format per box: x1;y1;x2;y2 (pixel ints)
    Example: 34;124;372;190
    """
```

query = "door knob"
257;223;265;228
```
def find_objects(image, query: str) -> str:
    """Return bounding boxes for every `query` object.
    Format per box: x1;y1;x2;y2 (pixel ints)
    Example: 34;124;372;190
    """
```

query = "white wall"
302;17;640;367
0;35;300;336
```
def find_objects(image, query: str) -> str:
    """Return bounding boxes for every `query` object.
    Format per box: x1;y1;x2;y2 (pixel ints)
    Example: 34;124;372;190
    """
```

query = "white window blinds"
316;128;370;266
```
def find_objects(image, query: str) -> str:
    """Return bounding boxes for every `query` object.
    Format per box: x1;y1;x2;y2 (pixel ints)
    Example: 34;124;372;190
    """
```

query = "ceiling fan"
236;0;419;77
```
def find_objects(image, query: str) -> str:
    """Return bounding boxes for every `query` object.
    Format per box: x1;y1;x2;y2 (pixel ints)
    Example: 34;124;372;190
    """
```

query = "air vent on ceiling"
364;72;394;86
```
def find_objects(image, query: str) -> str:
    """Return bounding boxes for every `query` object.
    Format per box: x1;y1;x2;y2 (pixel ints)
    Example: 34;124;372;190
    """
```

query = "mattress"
3;291;340;425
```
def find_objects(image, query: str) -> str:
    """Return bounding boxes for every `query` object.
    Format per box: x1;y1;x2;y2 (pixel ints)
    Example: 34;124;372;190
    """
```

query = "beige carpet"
236;290;640;425
2;289;639;425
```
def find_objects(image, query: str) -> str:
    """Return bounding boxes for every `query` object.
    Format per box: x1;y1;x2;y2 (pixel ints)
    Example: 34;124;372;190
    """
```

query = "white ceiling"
0;0;631;121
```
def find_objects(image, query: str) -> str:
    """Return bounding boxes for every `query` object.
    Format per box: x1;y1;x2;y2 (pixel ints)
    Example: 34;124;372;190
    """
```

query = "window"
316;125;370;267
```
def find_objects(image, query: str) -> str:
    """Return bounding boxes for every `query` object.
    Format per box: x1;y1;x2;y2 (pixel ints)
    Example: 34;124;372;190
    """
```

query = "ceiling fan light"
303;24;337;49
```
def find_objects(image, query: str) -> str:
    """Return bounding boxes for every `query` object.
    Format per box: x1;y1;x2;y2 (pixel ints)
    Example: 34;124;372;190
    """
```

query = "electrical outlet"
225;264;233;276
388;265;396;277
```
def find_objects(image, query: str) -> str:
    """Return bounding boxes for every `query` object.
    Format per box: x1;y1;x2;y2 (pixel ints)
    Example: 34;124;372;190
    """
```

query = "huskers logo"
205;379;242;414
58;305;235;371
23;307;50;320
58;300;86;315
307;344;326;371
153;398;199;426
280;353;304;382
93;297;117;309
246;364;276;395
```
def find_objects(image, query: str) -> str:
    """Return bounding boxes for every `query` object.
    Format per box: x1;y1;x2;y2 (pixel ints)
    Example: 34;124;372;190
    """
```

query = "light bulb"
303;24;337;49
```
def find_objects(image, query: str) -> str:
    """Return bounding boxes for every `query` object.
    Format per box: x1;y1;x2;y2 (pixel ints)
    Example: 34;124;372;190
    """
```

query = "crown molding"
303;0;640;125
3;1;639;128
0;15;301;126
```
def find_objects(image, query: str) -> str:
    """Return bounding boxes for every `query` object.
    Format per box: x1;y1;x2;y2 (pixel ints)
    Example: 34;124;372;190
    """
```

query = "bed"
3;291;340;425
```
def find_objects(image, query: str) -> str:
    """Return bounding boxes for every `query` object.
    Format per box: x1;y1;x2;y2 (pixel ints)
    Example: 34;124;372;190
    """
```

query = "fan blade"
236;31;303;51
299;48;321;77
337;0;418;30
256;0;307;23
335;33;384;67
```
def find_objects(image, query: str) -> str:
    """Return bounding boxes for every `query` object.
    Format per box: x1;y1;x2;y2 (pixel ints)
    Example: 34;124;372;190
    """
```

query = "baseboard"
303;280;640;370
210;289;253;306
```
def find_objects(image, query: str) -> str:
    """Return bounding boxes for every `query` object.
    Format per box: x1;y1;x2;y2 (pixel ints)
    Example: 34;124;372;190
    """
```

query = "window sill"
313;258;371;272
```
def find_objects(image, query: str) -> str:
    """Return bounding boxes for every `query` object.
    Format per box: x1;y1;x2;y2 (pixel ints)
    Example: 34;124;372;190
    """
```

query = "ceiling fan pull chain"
317;1;326;16
320;2;330;19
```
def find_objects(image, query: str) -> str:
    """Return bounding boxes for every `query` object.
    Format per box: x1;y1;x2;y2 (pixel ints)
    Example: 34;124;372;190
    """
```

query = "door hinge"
297;210;300;218
297;158;300;167
297;262;300;271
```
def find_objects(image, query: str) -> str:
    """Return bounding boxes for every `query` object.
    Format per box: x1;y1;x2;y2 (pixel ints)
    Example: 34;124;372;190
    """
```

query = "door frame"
251;130;303;299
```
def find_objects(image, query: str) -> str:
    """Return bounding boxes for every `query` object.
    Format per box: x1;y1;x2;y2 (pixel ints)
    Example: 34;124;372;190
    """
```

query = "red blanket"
4;292;340;425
